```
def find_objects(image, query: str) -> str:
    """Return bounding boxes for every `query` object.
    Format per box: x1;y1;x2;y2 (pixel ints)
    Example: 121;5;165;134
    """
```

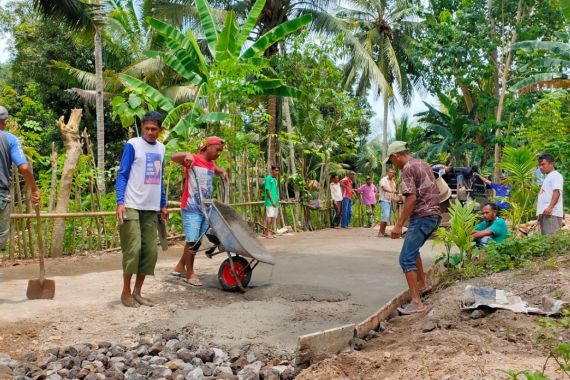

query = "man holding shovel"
0;106;41;253
116;111;168;307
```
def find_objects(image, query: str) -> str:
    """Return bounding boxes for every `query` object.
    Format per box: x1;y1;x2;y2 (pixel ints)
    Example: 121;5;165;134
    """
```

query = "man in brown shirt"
386;141;441;315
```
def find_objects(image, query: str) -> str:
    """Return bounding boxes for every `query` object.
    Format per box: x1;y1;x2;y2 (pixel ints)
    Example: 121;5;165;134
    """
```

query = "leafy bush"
434;201;478;268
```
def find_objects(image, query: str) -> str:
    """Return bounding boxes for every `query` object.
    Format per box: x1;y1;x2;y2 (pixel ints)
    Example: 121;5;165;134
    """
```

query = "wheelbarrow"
191;168;275;292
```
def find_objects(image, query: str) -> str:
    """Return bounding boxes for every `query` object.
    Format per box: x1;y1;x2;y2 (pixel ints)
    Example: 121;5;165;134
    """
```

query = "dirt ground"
296;254;570;380
0;227;438;362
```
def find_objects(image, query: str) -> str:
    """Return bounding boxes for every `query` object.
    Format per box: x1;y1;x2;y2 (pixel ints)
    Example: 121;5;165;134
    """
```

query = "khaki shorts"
539;215;563;235
119;208;159;275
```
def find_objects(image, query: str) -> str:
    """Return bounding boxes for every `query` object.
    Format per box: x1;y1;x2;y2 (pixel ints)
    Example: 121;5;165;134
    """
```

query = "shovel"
26;204;55;300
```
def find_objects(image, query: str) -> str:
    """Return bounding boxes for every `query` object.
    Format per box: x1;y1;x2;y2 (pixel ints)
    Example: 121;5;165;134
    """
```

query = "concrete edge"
355;264;441;338
295;324;355;367
294;264;442;367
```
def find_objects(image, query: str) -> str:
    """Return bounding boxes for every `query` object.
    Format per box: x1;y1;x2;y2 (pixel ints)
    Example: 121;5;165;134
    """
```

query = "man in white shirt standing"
330;174;343;228
537;153;564;235
378;169;396;237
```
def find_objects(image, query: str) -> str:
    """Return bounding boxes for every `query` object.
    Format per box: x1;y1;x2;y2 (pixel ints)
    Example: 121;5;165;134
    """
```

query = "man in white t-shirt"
330;174;343;228
537;153;564;235
378;169;396;237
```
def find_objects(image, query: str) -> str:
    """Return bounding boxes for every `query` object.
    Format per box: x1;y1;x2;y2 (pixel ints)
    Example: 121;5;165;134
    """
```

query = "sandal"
171;271;184;278
183;277;204;287
121;296;140;308
420;285;433;296
397;303;426;315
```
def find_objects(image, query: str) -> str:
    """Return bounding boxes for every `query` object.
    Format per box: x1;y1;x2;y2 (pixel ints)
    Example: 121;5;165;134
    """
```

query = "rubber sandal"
121;296;140;308
183;277;204;287
133;293;155;307
397;303;426;315
420;285;433;296
171;271;184;277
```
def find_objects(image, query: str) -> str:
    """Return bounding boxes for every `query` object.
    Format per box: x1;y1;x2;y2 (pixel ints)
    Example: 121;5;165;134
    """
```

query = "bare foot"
133;293;155;307
121;295;140;308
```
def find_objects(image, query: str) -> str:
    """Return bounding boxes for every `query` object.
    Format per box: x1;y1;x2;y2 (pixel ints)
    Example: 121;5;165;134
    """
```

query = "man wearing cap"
116;111;168;307
0;106;41;253
356;176;378;227
171;136;228;286
339;171;356;228
386;141;440;315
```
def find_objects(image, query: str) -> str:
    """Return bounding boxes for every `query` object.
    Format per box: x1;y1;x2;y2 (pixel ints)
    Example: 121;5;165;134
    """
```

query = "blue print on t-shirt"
144;153;161;185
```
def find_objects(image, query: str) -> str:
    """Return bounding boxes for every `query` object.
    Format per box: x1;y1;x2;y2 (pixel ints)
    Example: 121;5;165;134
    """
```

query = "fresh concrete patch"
243;284;351;302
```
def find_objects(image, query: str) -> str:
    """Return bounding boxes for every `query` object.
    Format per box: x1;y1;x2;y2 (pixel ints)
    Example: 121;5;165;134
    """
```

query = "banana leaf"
241;14;312;59
235;0;266;53
216;12;239;62
194;0;219;57
118;73;175;112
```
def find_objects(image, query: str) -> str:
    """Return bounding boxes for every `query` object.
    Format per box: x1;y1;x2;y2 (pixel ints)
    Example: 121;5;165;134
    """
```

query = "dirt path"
0;227;438;360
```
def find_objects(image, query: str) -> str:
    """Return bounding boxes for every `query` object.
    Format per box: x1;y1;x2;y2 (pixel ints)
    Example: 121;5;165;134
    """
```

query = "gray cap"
384;141;408;164
0;106;8;120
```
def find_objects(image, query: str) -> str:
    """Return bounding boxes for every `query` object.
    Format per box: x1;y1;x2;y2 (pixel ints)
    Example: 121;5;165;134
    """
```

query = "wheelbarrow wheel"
218;256;252;292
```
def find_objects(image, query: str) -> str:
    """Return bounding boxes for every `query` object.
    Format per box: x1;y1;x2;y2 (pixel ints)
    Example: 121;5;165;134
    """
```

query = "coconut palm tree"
315;0;423;175
34;0;107;192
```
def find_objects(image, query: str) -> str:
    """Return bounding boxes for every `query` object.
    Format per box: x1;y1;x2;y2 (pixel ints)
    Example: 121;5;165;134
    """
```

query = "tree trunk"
94;28;106;193
267;96;277;167
381;96;389;176
51;109;83;257
493;0;524;181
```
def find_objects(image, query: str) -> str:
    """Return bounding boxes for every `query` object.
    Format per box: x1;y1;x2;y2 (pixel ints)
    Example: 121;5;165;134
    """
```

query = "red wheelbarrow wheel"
218;256;252;291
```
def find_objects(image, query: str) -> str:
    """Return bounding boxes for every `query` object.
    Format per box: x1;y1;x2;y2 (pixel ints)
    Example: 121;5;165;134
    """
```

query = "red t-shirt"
180;154;218;211
340;177;354;199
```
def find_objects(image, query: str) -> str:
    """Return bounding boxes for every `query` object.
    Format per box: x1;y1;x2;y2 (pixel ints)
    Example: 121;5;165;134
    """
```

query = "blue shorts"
181;210;209;243
380;201;391;222
399;215;440;272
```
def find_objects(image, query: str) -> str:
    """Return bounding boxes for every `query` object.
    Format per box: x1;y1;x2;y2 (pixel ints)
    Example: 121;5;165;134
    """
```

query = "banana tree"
118;0;310;147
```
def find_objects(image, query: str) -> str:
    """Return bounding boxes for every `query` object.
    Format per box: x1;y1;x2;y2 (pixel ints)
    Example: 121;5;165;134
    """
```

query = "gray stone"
470;309;488;319
61;356;75;370
110;357;127;363
163;330;178;341
93;360;104;368
246;352;257;364
104;369;125;380
200;364;214;377
165;339;180;350
149;357;167;365
111;345;126;357
151;365;172;378
176;348;193;362
185;367;204;380
125;372;146;380
280;367;295;380
61;346;78;358
421;321;437;332
138;336;153;347
194;347;214;363
365;330;381;340
350;338;366;351
45;348;59;358
98;342;112;349
23;352;37;362
149;342;164;356
213;348;229;364
215;366;234;376
47;374;63;380
113;362;126;373
271;365;288;375
135;346;148;357
47;362;63;372
377;322;387;332
57;368;70;377
0;353;10;366
190;358;203;367
237;367;259;380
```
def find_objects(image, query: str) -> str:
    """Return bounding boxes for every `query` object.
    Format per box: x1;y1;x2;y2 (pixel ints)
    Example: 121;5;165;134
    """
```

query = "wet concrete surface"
0;227;439;356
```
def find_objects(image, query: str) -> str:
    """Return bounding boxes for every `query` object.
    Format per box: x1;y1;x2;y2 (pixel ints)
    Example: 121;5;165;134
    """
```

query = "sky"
0;0;438;137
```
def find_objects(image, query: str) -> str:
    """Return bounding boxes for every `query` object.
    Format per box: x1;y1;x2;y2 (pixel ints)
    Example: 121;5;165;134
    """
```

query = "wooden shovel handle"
35;204;45;281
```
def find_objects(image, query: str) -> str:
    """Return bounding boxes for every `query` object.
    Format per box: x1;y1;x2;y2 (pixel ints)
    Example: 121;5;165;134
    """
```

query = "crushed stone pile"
0;329;296;380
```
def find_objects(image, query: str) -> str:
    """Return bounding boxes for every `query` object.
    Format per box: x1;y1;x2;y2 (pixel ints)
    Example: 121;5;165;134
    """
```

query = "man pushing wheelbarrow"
171;136;228;287
171;136;275;291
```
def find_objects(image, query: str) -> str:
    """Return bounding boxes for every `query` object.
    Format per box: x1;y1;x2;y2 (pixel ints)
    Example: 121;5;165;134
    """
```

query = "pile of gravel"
1;330;296;380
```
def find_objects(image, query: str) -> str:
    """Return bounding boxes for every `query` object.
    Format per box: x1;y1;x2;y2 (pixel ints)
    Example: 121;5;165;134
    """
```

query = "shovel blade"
26;279;56;300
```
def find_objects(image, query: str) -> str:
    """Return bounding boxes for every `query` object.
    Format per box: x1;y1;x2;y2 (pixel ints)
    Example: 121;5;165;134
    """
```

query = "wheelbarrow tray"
207;200;275;265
